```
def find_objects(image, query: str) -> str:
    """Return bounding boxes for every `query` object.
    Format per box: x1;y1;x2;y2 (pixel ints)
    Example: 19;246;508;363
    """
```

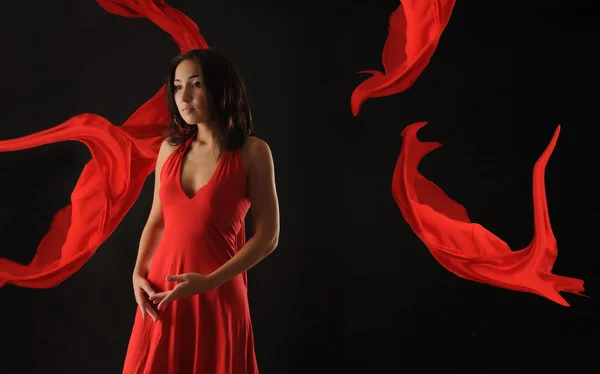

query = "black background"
0;0;596;373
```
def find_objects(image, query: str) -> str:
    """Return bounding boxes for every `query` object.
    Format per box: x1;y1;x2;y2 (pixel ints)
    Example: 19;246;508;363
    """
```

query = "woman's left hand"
149;273;218;311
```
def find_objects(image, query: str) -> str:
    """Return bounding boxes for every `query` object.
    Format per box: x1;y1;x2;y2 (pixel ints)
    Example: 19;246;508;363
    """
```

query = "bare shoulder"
242;136;274;172
161;137;178;155
243;136;272;156
160;137;178;153
157;137;177;168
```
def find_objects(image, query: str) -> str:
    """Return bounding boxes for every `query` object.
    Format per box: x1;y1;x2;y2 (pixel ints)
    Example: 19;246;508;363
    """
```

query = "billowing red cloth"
0;0;208;288
392;122;585;306
351;0;456;116
353;0;585;306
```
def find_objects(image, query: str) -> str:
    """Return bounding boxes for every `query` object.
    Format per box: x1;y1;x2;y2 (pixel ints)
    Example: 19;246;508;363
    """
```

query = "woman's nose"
180;87;193;102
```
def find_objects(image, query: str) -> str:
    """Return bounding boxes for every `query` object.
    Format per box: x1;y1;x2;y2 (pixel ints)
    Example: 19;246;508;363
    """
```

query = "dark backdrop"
0;0;596;373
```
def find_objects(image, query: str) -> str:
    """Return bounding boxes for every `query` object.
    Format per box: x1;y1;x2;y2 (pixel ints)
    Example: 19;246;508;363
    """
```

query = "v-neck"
178;139;226;200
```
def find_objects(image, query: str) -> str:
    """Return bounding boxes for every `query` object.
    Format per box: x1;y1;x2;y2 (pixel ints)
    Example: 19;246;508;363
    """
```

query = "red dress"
122;137;258;373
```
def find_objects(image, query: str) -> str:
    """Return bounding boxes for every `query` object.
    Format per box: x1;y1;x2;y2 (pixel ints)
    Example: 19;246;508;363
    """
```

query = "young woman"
123;48;280;374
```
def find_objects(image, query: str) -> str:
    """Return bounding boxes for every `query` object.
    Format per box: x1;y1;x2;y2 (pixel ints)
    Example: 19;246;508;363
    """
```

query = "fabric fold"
0;0;208;288
351;0;456;116
391;122;586;306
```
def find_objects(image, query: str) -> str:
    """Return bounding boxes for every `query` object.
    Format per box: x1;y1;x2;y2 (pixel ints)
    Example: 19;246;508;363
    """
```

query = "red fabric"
392;122;586;306
122;137;256;373
351;0;456;116
353;0;585;305
0;0;207;288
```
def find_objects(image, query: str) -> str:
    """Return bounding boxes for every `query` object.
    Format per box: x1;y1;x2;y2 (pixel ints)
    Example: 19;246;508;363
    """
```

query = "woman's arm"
207;136;280;287
133;138;174;278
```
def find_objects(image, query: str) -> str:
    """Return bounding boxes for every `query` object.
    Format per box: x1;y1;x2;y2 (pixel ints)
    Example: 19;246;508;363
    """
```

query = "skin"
132;58;280;321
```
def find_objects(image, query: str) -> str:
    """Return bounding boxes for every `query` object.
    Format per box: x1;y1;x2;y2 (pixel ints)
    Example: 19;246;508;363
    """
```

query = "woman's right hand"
133;274;159;322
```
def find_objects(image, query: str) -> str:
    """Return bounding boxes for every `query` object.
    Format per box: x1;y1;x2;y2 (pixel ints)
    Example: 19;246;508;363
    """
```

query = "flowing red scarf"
352;0;585;306
0;0;207;288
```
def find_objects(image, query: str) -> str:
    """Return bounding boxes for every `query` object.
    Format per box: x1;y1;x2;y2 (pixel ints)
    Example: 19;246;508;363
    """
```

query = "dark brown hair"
164;48;254;152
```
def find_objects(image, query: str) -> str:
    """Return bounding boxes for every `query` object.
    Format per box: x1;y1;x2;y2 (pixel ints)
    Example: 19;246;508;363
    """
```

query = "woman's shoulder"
241;135;274;171
161;137;179;155
243;135;270;152
156;137;179;167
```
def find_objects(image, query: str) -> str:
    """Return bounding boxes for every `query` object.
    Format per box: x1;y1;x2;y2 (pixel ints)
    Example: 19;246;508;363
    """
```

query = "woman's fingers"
140;281;156;297
149;292;169;305
149;291;168;301
134;291;147;319
143;301;159;321
158;288;181;311
138;303;146;320
135;287;159;321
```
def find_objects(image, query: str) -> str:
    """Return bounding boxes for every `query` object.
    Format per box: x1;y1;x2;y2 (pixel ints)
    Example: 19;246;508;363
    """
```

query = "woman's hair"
164;48;254;152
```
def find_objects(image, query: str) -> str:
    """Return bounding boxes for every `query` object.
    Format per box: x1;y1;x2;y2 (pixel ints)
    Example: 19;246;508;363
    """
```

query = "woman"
123;48;280;373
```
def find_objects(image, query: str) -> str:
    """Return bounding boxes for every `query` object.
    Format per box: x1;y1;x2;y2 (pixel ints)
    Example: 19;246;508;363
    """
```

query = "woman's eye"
193;82;202;88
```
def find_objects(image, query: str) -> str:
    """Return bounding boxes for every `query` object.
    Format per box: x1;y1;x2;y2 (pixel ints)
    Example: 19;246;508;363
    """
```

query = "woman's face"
173;59;210;125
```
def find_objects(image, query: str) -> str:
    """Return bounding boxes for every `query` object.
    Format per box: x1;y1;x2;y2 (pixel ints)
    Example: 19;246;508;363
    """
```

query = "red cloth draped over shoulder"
0;0;208;288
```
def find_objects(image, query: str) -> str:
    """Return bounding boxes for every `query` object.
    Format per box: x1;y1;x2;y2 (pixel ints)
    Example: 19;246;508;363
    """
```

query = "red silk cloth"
352;0;585;306
0;0;207;288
